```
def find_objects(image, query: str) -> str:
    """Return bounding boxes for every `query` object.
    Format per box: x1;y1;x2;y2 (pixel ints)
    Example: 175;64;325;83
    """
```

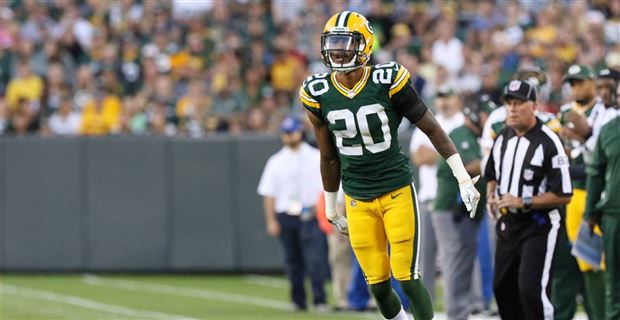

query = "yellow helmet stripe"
337;11;351;28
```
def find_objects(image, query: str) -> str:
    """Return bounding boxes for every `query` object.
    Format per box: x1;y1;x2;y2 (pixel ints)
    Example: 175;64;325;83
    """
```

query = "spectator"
80;90;121;136
431;17;464;76
48;97;80;136
5;61;43;113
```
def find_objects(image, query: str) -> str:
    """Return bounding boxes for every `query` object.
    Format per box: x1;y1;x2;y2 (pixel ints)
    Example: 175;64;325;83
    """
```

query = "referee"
485;80;573;320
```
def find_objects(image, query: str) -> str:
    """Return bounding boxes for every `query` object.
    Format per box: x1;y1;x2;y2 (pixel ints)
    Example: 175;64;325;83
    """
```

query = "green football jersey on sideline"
559;101;604;189
300;62;421;200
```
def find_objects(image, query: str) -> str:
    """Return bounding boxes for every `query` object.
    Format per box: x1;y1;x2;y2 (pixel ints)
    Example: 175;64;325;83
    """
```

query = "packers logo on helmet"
321;11;374;72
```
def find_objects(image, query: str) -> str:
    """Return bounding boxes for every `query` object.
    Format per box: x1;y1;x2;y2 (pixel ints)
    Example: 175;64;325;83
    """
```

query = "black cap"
502;80;537;102
597;68;620;82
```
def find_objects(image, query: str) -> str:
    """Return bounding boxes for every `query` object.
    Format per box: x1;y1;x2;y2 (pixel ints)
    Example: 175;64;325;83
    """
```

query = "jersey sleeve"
257;156;277;197
543;127;573;197
299;85;322;119
584;128;607;219
543;117;561;133
388;63;428;123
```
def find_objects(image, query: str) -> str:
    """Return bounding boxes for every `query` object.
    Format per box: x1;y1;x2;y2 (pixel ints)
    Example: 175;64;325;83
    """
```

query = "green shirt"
585;117;620;218
300;62;427;200
435;125;486;220
559;101;602;189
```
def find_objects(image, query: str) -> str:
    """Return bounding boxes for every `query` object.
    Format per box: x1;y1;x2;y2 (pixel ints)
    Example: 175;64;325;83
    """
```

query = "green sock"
398;278;434;320
584;271;606;320
369;280;402;319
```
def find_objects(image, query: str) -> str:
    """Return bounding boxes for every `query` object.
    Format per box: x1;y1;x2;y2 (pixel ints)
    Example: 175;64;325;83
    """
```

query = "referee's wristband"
446;153;470;184
324;191;338;220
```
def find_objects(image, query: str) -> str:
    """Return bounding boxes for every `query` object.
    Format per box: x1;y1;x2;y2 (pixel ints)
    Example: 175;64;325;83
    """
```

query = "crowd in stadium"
0;0;619;137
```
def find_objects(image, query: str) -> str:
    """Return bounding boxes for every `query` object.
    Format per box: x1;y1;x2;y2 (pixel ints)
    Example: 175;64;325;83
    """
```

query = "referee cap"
563;64;595;82
503;80;537;102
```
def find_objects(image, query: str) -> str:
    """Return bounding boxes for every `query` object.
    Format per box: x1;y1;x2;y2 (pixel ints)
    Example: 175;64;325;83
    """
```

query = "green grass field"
1;274;384;320
1;274;588;320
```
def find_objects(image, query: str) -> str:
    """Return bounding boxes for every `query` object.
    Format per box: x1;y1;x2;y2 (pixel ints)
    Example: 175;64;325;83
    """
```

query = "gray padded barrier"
170;137;235;270
84;137;168;270
2;137;84;270
233;135;283;271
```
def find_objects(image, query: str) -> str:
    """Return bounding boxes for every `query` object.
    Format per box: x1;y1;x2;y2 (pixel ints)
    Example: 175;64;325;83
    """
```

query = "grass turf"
1;274;384;320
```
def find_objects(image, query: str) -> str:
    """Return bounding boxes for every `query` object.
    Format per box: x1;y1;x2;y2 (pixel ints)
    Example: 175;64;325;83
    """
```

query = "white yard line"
243;275;289;288
82;275;291;311
2;284;198;320
82;275;370;319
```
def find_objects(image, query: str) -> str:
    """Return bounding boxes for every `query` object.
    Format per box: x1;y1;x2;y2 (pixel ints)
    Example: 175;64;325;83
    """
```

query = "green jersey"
300;62;427;200
435;125;486;220
559;101;605;189
585;117;620;218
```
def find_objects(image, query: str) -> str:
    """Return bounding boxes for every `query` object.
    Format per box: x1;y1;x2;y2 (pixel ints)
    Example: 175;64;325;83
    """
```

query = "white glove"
459;176;481;218
447;154;481;219
325;191;349;236
329;214;349;236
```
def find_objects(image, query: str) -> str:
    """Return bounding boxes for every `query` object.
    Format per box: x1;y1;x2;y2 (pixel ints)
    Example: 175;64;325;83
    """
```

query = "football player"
300;11;480;320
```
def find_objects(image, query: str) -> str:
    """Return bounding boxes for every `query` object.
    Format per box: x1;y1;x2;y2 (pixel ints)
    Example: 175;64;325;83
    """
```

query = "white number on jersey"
327;103;392;155
304;73;329;96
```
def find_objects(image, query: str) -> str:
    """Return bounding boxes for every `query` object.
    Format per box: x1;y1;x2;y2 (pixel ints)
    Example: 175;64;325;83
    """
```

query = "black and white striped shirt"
484;119;573;214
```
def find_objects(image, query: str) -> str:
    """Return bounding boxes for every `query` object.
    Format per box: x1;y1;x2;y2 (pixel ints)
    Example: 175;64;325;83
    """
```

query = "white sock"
385;307;409;320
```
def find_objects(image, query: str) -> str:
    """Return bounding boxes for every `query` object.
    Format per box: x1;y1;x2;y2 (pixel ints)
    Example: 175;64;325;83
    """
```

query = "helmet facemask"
321;31;368;72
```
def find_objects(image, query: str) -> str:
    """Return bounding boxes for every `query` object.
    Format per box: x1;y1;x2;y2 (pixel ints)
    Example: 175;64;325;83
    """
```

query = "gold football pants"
345;184;420;285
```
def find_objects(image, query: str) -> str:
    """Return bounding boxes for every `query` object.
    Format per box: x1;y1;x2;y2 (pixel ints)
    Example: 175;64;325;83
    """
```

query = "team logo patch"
523;169;534;181
568;65;581;75
350;199;357;207
508;80;521;91
461;141;470;150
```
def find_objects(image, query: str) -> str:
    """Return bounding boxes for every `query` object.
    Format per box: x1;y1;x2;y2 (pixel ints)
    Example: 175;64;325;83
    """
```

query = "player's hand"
587;215;601;236
329;215;349;236
459;175;481;219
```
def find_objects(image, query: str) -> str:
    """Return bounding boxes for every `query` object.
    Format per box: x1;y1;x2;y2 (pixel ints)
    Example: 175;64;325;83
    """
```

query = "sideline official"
485;80;572;319
257;117;328;311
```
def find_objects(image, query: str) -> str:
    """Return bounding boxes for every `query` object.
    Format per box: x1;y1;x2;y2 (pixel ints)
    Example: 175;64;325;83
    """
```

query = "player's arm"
585;130;607;231
306;110;348;235
391;77;479;216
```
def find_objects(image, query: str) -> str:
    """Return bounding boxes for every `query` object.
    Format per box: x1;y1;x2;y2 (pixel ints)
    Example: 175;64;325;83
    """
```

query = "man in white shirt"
257;117;328;312
431;20;464;76
48;98;81;136
409;88;464;300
